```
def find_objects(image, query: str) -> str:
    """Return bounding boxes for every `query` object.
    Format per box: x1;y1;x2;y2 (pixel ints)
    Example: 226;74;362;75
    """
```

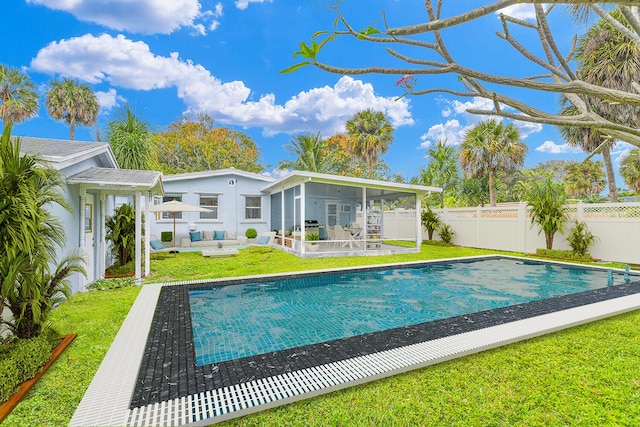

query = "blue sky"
1;1;632;186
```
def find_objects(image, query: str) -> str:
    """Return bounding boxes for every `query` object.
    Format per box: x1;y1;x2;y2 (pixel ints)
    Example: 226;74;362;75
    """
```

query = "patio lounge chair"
148;235;176;255
249;231;276;247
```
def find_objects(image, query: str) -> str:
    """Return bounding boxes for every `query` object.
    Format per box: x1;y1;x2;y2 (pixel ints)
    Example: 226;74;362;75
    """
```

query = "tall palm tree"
345;109;394;175
561;9;640;202
45;78;99;140
559;100;617;201
459;119;527;207
277;132;334;173
106;104;154;170
620;148;640;193
0;64;39;131
419;139;459;208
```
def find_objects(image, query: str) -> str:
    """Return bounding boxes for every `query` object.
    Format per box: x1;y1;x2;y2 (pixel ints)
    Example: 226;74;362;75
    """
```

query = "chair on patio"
148;235;175;257
249;231;276;247
326;226;338;248
334;225;360;249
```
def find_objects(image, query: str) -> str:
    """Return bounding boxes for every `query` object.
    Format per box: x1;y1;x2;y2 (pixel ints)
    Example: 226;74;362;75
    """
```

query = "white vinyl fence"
432;202;640;264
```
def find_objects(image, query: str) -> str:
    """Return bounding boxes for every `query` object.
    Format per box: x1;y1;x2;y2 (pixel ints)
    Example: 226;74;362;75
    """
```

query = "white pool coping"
70;258;640;427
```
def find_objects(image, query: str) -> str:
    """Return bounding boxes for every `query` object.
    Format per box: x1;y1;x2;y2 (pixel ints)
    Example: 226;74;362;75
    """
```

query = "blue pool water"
189;257;635;366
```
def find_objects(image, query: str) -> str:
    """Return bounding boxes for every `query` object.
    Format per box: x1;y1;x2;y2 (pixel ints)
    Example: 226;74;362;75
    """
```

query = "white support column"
300;182;306;255
79;188;87;250
99;192;106;279
280;189;285;247
79;188;87;290
135;190;142;281
362;187;367;248
144;191;151;277
416;195;423;247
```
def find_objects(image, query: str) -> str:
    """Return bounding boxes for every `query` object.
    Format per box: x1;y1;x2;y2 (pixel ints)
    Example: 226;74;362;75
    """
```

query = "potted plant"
305;233;320;252
245;227;258;243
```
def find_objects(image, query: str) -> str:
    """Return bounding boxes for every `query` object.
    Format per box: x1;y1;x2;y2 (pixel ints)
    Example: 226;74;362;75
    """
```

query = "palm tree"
277;132;334;173
0;64;39;131
345;109;394;175
419;139;459;208
559;10;640;202
0;125;84;338
459;119;527;207
620;148;640;193
106;104;154;170
526;176;568;250
45;78;99;140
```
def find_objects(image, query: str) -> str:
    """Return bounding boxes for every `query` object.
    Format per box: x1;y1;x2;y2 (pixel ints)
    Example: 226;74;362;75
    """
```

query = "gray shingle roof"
68;167;163;193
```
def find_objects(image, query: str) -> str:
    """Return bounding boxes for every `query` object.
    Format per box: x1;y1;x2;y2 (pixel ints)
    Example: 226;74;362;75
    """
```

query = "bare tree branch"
299;1;640;148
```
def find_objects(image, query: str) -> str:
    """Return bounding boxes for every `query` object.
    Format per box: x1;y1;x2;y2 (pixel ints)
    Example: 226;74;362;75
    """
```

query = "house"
152;169;275;246
18;136;164;292
152;169;441;257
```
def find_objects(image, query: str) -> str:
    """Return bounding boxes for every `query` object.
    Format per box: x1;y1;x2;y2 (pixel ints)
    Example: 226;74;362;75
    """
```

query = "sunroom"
262;171;442;257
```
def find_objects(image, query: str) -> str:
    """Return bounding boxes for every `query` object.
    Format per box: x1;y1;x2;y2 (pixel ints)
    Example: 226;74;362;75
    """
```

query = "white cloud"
419;119;470;149
235;0;272;10
419;96;544;150
513;120;543;139
535;140;582;154
95;88;123;111
30;34;412;137
26;0;216;35
613;141;634;165
498;5;537;20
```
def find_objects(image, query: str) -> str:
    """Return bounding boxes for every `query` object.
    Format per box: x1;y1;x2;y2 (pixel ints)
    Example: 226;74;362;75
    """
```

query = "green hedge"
0;328;60;403
535;248;593;261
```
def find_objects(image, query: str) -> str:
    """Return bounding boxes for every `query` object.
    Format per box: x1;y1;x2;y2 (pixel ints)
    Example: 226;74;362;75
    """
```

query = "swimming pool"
189;257;636;365
129;255;640;417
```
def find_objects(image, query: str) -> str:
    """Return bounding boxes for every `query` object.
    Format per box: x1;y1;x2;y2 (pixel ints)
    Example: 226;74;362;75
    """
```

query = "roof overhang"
261;170;442;197
67;167;164;195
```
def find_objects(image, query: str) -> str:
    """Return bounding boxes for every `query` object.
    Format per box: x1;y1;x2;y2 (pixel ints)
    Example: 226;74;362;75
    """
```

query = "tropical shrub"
0;126;84;339
245;228;258;239
421;207;441;240
566;221;598;257
526;176;568;250
438;224;455;245
0;328;59;403
106;204;136;267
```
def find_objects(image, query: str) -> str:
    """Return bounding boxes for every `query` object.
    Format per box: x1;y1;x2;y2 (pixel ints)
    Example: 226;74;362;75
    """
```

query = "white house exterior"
153;169;275;244
19;136;163;292
152;169;442;257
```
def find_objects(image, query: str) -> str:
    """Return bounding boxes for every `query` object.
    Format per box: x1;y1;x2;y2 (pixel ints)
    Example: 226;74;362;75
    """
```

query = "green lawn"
4;245;639;426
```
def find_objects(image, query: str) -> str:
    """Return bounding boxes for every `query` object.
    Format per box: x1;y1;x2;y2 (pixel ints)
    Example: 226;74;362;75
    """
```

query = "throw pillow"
224;230;237;240
150;239;165;250
214;230;225;240
190;231;201;242
202;230;214;241
257;235;270;245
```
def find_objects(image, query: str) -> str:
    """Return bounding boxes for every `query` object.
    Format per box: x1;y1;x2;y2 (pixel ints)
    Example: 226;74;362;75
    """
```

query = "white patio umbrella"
149;200;211;248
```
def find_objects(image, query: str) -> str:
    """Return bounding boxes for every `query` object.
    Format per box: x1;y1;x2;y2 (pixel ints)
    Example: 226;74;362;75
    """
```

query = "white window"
162;194;182;219
199;195;218;219
245;196;262;220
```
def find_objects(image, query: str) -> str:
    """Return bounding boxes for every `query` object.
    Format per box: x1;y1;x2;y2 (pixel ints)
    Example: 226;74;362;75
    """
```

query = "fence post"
577;201;584;222
476;205;481;247
518;202;527;253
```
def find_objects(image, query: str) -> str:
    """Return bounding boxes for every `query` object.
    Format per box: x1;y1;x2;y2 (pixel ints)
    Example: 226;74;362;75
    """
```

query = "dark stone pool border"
130;257;640;408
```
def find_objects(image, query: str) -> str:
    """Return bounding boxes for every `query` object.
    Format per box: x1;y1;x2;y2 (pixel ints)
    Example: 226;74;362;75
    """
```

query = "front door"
326;202;338;227
84;194;95;283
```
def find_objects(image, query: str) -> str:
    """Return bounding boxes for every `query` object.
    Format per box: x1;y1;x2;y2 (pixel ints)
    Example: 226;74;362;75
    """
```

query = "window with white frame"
245;196;262;219
199;195;218;219
161;194;182;219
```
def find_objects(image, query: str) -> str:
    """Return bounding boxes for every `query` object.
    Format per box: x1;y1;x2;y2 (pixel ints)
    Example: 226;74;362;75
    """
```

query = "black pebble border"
130;258;640;408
